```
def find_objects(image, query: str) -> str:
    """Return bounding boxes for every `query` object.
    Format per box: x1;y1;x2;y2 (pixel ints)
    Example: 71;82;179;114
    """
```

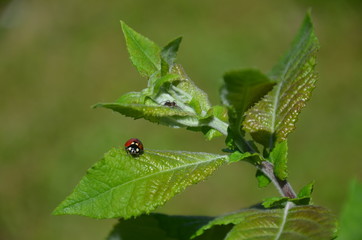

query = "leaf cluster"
53;12;338;240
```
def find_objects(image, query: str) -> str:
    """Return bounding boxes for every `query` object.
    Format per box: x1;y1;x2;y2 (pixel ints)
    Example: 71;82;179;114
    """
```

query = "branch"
207;117;229;136
258;161;296;198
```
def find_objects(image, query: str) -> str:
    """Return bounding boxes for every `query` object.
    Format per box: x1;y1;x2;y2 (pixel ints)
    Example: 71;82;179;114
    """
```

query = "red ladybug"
124;138;144;157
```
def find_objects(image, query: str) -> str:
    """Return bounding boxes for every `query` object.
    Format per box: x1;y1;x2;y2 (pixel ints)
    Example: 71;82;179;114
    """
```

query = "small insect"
124;138;144;157
163;100;177;107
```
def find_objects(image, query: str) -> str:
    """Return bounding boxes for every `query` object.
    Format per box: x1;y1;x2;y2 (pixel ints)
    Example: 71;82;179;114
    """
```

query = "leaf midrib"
274;202;293;240
267;29;314;148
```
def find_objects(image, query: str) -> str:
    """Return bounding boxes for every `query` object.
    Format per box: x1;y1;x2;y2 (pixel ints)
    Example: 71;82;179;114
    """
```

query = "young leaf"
269;140;288;180
262;197;289;208
262;196;311;208
229;151;262;165
161;37;182;76
243;13;320;148
170;64;211;116
149;73;181;95
107;213;231;240
200;105;229;140
221;69;275;152
121;21;161;77
194;204;337;240
255;169;271;188
221;69;275;116
115;91;144;104
298;180;315;198
53;148;228;219
338;179;362;240
265;181;315;206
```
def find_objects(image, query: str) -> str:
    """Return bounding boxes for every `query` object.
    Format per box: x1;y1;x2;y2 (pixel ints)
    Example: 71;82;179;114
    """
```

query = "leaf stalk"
258;161;296;198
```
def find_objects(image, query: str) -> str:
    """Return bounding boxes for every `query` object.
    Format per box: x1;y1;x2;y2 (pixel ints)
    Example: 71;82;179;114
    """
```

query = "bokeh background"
1;0;361;239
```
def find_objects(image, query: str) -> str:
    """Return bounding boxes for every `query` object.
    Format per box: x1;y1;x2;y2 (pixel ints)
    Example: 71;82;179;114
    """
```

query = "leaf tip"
120;20;127;28
52;205;65;216
91;103;102;109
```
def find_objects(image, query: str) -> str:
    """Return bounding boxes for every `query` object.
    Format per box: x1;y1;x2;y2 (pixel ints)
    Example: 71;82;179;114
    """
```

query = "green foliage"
161;37;182;76
221;69;275;152
53;148;228;219
221;69;275;118
54;11;339;240
298;180;315;199
121;21;161;77
243;12;319;149
255;169;271;187
262;181;315;208
228;151;262;164
95;22;227;139
194;204;337;240
107;213;231;240
269;140;288;180
338;179;362;240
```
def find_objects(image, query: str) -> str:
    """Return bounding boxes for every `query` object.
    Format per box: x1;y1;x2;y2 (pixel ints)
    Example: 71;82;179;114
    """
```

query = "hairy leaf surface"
94;102;214;129
194;204;337;240
53;148;228;219
161;37;182;76
170;65;211;115
243;13;319;148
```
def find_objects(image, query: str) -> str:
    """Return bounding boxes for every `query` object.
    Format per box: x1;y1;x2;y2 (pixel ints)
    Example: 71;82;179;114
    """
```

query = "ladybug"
124;138;144;157
163;100;177;107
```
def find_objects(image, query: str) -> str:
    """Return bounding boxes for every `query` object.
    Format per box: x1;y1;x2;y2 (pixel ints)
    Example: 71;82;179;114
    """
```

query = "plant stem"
258;161;296;198
215;119;296;198
207;117;229;136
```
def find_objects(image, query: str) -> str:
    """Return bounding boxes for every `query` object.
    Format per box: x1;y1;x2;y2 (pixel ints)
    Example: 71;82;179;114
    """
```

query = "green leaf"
243;13;320;148
221;69;274;152
149;73;181;95
261;180;315;208
262;181;315;208
170;64;211;115
107;213;231;240
229;151;262;165
94;102;200;128
121;21;161;77
161;37;182;76
53;148;228;219
193;211;246;238
255;169;271;188
298;180;315;199
207;105;228;123
115;91;144;104
262;196;311;208
95;62;227;137
262;197;289;208
194;204;337;240
269;140;288;180
221;69;275;116
200;105;229;140
338;179;362;240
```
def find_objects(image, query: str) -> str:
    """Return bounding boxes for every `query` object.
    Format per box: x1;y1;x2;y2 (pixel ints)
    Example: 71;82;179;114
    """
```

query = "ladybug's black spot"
125;144;143;157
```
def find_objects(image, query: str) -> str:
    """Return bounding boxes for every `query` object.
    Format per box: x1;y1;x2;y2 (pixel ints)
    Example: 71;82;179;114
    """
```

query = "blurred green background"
0;0;361;239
